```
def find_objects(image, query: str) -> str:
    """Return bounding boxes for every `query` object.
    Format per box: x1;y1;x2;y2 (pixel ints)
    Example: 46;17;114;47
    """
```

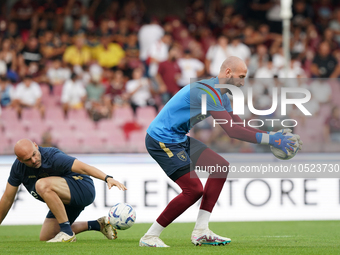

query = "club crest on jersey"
177;151;187;161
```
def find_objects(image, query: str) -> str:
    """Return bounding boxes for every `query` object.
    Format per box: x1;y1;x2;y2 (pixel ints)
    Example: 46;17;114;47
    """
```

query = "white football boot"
97;216;117;240
47;231;76;243
139;235;170;247
191;229;231;246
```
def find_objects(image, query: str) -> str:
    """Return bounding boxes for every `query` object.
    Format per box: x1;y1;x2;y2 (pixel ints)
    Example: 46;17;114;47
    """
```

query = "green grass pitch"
1;221;340;255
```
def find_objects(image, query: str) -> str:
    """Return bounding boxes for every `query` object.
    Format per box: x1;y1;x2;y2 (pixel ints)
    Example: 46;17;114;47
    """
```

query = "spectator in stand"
0;39;17;74
138;17;164;65
205;35;231;77
104;70;127;116
156;46;181;103
0;76;14;107
63;35;91;66
18;37;42;74
228;36;251;65
115;18;130;46
46;58;71;93
277;57;305;79
324;106;340;143
292;0;314;29
67;18;87;37
10;0;38;34
36;0;59;31
266;0;282;34
12;75;44;119
85;76;109;121
313;0;334;32
177;49;204;87
329;8;340;46
61;73;86;118
63;0;88;35
4;21;20;40
290;27;307;57
243;26;266;50
40;31;65;61
87;62;103;84
124;33;141;69
93;35;125;69
248;0;272;23
248;44;269;77
323;28;338;52
95;19;113;37
126;67;158;118
272;46;285;70
254;56;276;78
147;33;172;78
311;41;338;78
58;32;72;57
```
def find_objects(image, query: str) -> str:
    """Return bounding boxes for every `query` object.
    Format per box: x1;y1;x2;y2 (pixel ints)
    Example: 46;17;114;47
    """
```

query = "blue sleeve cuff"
256;133;262;144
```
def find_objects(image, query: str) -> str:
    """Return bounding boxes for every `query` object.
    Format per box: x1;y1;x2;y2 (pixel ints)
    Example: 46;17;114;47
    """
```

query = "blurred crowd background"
0;0;340;154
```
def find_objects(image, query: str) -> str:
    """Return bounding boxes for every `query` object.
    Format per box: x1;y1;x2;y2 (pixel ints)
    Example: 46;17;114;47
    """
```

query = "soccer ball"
270;133;299;160
108;203;136;230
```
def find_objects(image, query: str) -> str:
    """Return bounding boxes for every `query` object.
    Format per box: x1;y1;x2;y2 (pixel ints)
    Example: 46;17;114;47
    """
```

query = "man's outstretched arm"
0;183;18;224
71;159;127;190
210;110;296;154
210;110;259;143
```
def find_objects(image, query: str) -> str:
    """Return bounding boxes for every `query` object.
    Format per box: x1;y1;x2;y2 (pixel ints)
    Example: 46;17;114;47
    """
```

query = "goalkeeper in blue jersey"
140;56;302;247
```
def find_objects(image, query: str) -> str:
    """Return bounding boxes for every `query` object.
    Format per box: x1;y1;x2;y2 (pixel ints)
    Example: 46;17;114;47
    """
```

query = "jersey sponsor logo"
28;175;36;178
177;151;187;161
38;173;49;178
72;176;83;181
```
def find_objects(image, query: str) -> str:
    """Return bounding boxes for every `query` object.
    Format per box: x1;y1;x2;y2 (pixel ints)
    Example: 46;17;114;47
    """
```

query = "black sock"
88;220;101;231
59;221;73;235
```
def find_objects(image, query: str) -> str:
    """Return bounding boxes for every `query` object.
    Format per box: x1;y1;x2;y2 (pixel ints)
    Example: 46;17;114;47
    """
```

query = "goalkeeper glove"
256;132;296;154
268;129;303;151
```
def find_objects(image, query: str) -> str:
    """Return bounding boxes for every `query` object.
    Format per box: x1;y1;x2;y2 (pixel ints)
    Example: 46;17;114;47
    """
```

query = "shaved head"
219;56;247;75
15;139;42;168
218;56;247;89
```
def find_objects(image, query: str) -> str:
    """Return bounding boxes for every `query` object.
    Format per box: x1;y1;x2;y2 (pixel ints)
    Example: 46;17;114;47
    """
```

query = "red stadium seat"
68;109;89;120
80;134;107;153
53;85;63;97
56;131;81;153
23;121;48;137
128;131;147;152
0;107;18;120
45;108;65;121
136;106;157;125
97;119;120;132
21;109;42;121
105;128;128;152
40;84;50;98
113;107;134;125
